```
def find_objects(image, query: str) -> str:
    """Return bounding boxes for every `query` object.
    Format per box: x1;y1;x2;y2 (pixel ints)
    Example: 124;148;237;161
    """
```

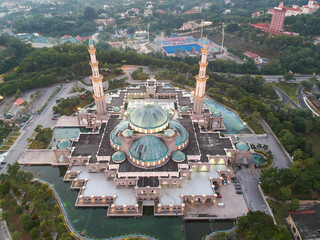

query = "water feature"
24;166;184;240
184;220;235;240
23;166;236;240
204;98;251;134
251;153;266;165
235;142;250;151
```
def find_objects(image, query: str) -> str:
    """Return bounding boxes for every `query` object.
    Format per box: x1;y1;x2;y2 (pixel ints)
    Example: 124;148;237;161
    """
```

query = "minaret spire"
88;36;107;117
193;38;209;115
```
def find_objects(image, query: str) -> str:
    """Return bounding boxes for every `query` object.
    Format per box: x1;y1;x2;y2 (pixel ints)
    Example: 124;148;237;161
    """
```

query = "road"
1;82;76;174
297;86;309;109
272;86;299;109
212;72;319;83
234;167;272;215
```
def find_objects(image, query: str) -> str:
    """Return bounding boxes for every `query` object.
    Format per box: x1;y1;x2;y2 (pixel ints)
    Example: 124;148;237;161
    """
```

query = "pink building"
270;2;286;31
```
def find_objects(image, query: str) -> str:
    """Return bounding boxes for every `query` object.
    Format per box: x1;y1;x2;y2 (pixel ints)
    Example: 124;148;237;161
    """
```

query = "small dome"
122;129;133;137
166;108;174;115
213;112;221;117
169;120;189;147
79;108;87;114
181;107;188;112
148;86;154;90
112;151;126;163
172;151;186;162
114;107;121;112
126;108;134;115
164;129;175;137
110;121;128;148
129;102;169;133
236;142;250;151
57;139;71;149
129;135;168;162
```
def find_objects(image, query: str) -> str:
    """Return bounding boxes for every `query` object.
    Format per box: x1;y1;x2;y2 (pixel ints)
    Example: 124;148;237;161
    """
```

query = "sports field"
161;43;202;54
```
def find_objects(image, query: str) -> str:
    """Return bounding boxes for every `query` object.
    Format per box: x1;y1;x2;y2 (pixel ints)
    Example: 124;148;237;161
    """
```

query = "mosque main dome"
129;135;169;167
129;102;169;133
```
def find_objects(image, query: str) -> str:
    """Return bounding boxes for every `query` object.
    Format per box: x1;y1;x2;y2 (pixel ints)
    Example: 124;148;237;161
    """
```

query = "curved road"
272;86;299;109
297;86;309;109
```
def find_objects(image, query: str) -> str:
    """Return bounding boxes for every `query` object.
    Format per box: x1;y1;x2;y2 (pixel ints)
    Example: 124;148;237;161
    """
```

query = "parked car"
215;191;221;195
236;191;243;194
214;186;219;190
216;195;222;198
245;164;249;168
232;179;238;183
1;161;7;165
237;164;242;170
222;180;227;185
234;183;240;186
218;203;225;207
0;165;3;169
235;186;242;190
231;177;237;180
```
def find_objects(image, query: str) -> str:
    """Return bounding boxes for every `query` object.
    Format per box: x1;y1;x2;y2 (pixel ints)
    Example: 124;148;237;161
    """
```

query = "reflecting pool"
204;98;251;134
24;166;184;240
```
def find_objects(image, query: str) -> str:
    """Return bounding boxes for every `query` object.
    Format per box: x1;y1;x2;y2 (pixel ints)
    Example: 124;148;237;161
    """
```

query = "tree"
290;198;300;211
12;231;22;240
30;227;40;239
279;187;292;202
1;210;11;221
0;181;10;195
83;7;97;21
14;205;24;214
283;72;294;82
23;218;35;231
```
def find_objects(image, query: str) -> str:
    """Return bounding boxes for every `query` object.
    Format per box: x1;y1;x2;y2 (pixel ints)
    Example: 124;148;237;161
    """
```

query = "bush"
14;205;24;214
30;227;40;239
0;181;10;195
23;219;36;231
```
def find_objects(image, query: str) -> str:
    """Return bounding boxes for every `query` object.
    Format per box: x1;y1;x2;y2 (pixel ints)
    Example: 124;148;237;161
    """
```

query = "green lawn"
271;82;300;105
267;200;288;226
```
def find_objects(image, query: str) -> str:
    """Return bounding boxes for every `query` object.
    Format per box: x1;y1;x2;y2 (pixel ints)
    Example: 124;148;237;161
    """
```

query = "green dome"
57;139;71;149
169;120;189;147
129;103;169;133
213;112;221;117
114;107;121;112
126;108;134;115
79;108;87;114
172;151;186;162
110;121;128;147
164;129;175;137
112;151;126;163
129;135;168;162
236;142;249;151
122;129;133;137
181;107;188;112
148;86;154;90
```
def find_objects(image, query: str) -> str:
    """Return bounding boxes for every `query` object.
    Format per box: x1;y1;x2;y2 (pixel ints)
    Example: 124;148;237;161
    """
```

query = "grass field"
271;82;300;105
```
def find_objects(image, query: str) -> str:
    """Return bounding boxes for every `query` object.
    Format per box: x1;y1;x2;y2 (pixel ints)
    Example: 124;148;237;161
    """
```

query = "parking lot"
234;166;272;215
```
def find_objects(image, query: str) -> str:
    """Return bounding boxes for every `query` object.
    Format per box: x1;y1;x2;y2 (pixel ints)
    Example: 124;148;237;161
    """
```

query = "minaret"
88;37;107;117
193;38;209;115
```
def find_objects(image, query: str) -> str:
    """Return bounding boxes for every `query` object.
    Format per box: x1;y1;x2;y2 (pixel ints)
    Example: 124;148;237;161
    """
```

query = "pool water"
204;98;251;134
54;127;80;140
251;153;266;165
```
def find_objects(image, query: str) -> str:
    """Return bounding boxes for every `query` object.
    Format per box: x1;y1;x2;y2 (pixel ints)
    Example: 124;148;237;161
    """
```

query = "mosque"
21;38;251;218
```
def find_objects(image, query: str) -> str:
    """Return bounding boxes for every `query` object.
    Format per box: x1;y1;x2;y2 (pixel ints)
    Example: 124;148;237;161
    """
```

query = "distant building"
270;2;286;31
251;2;299;36
13;98;25;107
244;51;263;64
252;10;264;17
183;9;199;14
179;20;212;31
76;35;90;42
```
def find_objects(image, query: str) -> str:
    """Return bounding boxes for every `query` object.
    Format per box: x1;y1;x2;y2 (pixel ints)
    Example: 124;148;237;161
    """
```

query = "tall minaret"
193;38;209;115
88;37;107;117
